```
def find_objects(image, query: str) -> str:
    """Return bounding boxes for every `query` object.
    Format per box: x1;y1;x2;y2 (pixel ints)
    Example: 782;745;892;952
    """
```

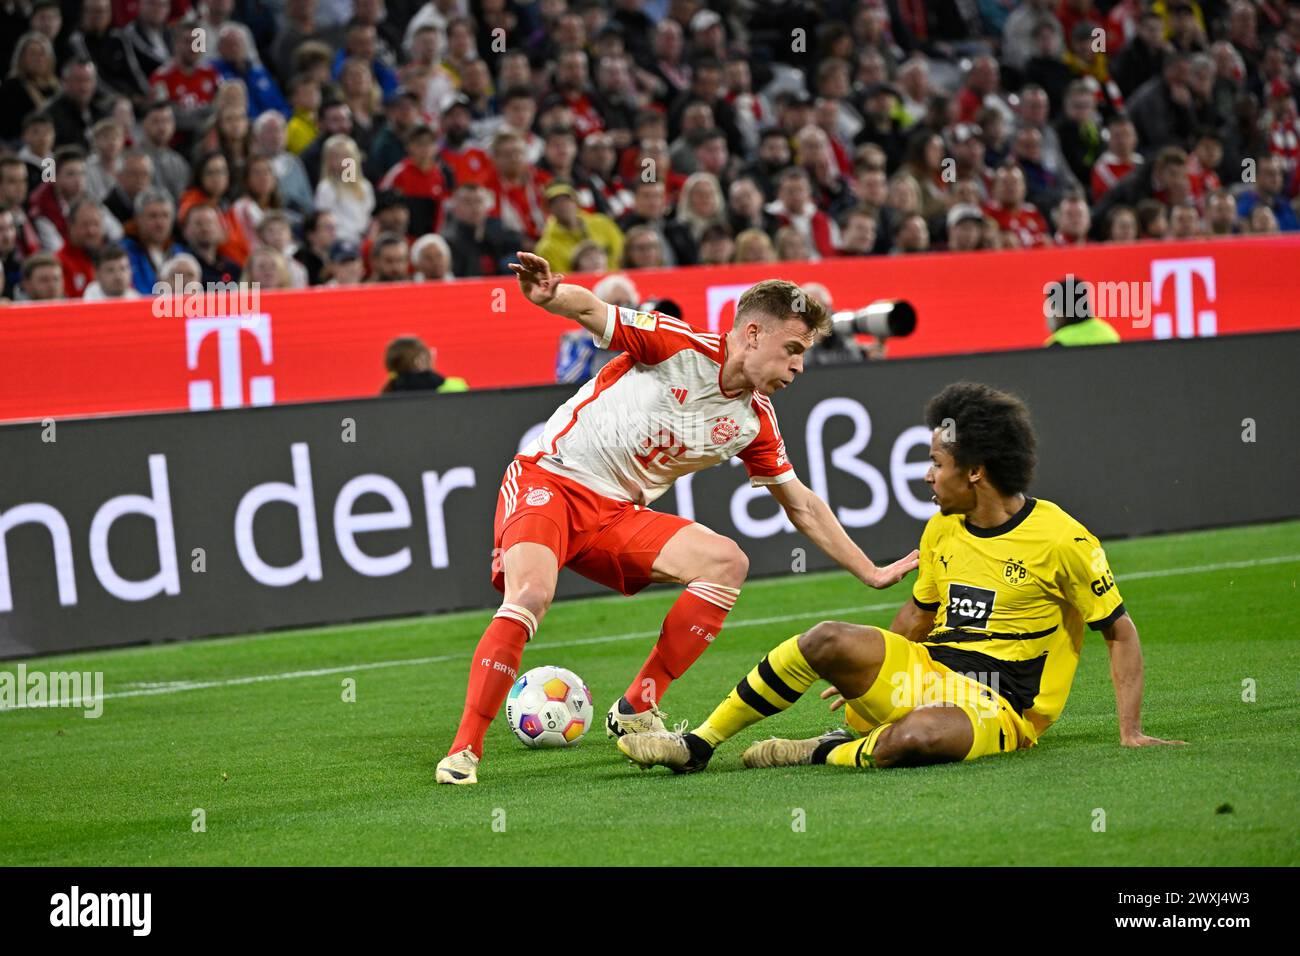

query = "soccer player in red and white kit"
436;252;919;785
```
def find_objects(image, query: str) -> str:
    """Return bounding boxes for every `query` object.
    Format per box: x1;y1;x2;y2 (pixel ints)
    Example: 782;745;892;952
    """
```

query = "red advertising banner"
2;235;1297;422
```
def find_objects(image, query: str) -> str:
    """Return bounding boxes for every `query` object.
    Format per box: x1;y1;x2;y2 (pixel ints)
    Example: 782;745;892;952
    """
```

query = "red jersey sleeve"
738;395;796;486
594;304;709;365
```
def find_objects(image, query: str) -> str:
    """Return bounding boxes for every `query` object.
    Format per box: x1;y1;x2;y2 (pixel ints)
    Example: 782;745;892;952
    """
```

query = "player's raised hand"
820;686;845;712
866;549;920;589
509;251;564;307
1121;732;1188;747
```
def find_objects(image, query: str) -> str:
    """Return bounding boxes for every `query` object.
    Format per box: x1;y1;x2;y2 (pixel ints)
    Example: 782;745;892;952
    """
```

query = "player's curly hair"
924;382;1037;495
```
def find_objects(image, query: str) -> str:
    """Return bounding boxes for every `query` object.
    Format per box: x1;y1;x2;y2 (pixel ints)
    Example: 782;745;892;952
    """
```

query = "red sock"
448;603;537;758
624;581;740;712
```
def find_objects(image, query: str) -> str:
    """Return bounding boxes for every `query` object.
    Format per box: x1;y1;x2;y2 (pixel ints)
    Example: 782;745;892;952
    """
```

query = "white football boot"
435;746;480;785
604;698;670;738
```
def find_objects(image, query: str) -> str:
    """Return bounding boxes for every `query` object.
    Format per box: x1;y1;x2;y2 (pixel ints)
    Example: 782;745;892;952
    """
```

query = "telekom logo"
1150;257;1217;339
185;314;275;410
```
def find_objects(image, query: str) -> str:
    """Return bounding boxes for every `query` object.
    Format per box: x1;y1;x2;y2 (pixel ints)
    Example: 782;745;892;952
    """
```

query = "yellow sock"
822;724;891;768
694;636;819;748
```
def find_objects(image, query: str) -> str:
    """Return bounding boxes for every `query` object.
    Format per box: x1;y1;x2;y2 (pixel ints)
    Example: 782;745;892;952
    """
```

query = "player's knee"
798;621;857;670
876;712;953;766
699;537;748;588
505;577;554;621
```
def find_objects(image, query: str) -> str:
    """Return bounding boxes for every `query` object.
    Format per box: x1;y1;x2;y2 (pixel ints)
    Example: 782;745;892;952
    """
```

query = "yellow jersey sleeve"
1054;524;1126;630
911;516;942;611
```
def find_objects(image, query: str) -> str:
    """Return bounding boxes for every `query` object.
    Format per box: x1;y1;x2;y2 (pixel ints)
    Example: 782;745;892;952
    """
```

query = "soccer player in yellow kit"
619;382;1185;774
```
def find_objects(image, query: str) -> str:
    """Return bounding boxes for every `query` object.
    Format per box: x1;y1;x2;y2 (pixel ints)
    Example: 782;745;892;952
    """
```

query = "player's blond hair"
735;278;832;337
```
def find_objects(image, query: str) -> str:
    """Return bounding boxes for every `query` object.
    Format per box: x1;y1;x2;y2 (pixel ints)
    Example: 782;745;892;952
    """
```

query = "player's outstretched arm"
508;250;608;339
1102;613;1187;747
767;477;919;589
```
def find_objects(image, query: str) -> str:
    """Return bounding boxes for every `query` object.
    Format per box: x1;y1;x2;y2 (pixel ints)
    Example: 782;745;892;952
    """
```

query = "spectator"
378;123;450;237
1092;146;1191;237
1204;188;1239;235
0;32;58;141
28;145;90;250
439;93;494;188
1135;198;1169;238
232;154;286;245
1103;203;1140;242
1236;155;1298;230
696;222;734;265
251;110;313;215
1055;81;1105;188
617;177;691;264
945;203;985;252
179;202;239;284
148;19;219;144
620;222;665;269
1043;275;1120;346
158;252;201;290
314;133;374;243
18;249;63;300
332;18;397;102
179;150;251;265
213;23;290;119
773;224;813;261
368;229;408;281
1168;201;1203;239
535;180;623;272
1091;115;1142;201
82;243;140;299
379;335;467;394
285;74;322;155
337;55;380;142
295;208;336;284
440;181;524;277
68;0;150;103
1246;203;1280;233
891;212;930;254
43;57;112;149
0;208;21;287
673;171;726;253
1112;10;1167;97
138;102;190;200
241;244;293;289
1126;54;1198;153
84;117;126;202
365;86;421;181
1052;190;1092;245
767;166;840;259
727;175;780;236
983;165;1049;247
0;157;38;257
410;232;453;281
122;0;172;82
733;226;776;263
122;186;181;293
102;147;152;233
255;211;309;287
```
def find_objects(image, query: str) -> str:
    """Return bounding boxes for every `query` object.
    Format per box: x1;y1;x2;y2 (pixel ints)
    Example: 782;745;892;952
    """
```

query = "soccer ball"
505;666;594;748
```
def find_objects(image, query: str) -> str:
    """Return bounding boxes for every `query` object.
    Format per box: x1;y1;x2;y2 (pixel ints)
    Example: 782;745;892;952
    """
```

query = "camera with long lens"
830;300;918;339
810;299;918;365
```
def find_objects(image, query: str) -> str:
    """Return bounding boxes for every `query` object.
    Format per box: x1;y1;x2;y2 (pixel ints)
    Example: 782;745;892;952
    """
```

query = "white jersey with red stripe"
518;304;795;505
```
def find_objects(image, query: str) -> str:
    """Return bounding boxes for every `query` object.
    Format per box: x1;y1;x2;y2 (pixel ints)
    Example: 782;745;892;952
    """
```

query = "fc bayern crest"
710;417;739;444
524;487;553;507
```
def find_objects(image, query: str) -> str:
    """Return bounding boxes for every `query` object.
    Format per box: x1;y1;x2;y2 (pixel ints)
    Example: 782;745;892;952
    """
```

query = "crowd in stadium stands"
0;0;1298;305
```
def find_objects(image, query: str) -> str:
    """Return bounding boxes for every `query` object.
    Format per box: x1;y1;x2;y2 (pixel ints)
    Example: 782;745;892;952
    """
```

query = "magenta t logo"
185;314;275;410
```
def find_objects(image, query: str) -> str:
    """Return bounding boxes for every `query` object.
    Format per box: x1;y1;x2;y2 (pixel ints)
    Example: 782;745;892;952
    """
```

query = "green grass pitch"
2;520;1297;867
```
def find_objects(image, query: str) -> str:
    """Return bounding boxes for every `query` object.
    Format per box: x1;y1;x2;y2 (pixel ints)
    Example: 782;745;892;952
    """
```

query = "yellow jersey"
911;497;1126;739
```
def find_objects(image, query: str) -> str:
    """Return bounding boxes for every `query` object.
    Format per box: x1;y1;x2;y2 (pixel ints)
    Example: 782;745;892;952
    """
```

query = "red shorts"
491;457;692;596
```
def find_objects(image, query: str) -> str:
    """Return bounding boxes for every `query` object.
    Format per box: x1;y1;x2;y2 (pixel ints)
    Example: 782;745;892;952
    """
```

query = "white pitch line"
1;554;1295;713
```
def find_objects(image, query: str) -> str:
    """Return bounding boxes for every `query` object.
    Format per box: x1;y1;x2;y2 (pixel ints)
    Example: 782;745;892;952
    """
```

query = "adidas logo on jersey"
669;387;688;404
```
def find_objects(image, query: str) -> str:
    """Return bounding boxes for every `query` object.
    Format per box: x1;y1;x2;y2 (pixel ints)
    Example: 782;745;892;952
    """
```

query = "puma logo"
938;555;950;570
